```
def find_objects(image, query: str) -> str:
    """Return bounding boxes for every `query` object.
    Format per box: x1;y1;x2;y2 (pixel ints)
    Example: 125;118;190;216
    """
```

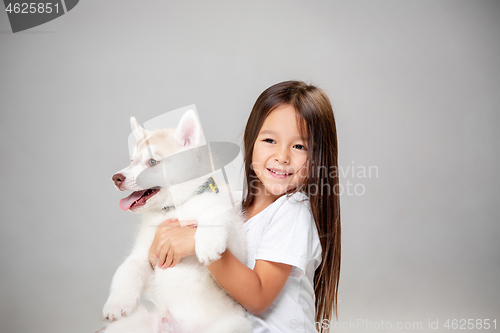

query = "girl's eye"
294;144;306;150
148;159;158;166
263;138;275;144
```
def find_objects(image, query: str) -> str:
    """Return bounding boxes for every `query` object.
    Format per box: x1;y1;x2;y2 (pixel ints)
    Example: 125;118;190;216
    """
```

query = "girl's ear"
173;109;201;147
130;117;150;141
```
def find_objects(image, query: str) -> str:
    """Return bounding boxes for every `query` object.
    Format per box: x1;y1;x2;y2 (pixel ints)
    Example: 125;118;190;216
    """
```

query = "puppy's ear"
130;117;150;141
173;110;201;147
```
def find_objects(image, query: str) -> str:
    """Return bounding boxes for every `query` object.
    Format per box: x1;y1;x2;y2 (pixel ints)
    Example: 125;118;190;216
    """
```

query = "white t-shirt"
239;191;322;333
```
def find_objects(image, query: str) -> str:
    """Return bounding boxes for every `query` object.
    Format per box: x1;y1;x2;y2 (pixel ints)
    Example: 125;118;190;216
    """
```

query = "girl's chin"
263;183;296;196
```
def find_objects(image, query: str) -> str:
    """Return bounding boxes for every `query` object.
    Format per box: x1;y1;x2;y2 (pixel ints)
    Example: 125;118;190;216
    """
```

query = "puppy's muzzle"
112;173;125;189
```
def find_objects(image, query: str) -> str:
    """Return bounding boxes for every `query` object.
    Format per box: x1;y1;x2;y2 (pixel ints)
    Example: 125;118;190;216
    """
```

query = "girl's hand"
148;219;198;269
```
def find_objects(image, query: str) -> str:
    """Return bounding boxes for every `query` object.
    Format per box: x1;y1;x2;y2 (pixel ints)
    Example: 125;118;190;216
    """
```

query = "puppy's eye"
148;159;158;166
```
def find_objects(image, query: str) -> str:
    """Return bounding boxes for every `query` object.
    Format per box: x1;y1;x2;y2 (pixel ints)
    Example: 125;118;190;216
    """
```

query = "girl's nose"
275;145;290;164
275;154;289;164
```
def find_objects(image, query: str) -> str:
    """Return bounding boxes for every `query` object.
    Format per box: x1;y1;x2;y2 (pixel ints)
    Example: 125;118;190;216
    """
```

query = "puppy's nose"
112;173;125;187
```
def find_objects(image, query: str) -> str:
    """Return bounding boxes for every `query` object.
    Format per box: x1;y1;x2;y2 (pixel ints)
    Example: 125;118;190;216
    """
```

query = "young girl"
150;81;341;332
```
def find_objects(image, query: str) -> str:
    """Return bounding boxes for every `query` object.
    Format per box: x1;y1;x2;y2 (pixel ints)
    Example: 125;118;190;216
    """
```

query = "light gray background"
1;1;499;332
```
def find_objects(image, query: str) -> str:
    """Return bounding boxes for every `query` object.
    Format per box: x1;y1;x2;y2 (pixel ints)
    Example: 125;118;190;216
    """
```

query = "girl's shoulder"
283;190;309;203
234;190;312;227
267;191;313;227
275;191;310;212
232;190;308;203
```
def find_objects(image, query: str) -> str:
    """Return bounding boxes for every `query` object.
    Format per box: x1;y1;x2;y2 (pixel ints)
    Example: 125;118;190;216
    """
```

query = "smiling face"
250;104;309;201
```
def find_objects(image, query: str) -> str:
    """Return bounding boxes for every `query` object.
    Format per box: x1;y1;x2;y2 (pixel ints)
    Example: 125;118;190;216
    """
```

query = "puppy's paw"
102;293;138;322
195;232;227;265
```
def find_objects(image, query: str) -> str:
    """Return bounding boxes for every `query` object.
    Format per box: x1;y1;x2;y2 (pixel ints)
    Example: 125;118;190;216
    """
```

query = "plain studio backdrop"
0;1;499;332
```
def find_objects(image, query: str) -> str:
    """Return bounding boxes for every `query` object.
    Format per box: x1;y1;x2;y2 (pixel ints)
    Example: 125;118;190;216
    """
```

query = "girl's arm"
207;250;292;315
149;221;292;314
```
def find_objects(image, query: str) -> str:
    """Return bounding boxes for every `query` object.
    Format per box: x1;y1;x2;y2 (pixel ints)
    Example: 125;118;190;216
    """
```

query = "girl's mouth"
267;168;293;179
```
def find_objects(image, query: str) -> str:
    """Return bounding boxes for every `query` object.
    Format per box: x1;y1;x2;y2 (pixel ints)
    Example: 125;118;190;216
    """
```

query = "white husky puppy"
103;110;251;333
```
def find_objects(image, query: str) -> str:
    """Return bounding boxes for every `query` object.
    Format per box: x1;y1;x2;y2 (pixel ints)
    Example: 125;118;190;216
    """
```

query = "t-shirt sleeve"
254;194;321;278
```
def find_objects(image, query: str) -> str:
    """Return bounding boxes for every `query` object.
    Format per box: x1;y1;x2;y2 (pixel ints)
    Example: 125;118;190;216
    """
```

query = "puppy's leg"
225;208;247;264
103;254;152;321
105;304;159;333
103;223;155;321
195;208;232;265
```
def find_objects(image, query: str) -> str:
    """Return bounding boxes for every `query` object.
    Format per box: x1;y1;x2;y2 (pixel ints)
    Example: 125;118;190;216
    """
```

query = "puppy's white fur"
103;110;251;333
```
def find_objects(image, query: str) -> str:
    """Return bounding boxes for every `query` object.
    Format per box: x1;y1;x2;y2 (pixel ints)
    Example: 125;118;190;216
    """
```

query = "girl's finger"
161;218;179;226
179;220;198;227
157;238;169;256
160;221;182;233
171;254;182;268
157;244;170;268
148;252;157;267
163;249;174;269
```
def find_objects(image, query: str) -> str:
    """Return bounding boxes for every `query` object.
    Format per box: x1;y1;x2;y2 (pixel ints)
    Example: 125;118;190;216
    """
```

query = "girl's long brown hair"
242;81;341;331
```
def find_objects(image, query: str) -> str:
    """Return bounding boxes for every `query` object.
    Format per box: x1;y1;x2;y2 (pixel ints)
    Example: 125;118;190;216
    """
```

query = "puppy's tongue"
119;190;147;211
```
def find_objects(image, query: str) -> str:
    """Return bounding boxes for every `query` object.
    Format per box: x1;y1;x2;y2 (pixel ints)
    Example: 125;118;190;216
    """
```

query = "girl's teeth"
270;169;289;175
